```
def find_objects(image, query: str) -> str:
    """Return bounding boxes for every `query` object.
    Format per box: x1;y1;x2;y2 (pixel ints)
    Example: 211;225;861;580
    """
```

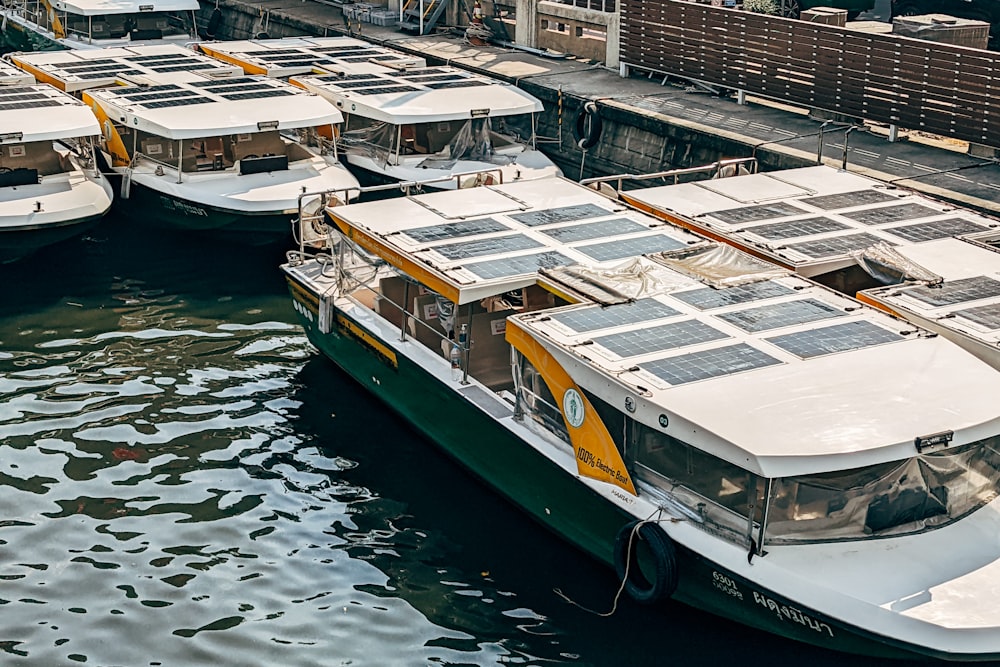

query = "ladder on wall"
398;0;448;34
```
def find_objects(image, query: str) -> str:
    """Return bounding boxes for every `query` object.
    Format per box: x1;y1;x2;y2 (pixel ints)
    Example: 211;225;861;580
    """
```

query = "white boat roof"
197;37;426;78
51;0;198;16
621;165;1000;277
0;60;36;86
293;67;544;124
621;164;1000;366
0;84;101;141
84;74;343;139
859;236;1000;356
10;44;241;93
326;176;1000;478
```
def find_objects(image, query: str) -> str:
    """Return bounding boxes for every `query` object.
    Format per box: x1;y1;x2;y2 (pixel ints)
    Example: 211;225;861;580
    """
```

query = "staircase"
398;0;448;34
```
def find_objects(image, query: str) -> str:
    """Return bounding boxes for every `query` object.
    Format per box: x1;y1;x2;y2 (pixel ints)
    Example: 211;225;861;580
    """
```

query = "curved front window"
765;436;1000;544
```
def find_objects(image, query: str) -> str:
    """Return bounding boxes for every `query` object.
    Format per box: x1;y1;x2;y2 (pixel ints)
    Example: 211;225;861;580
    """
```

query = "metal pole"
816;119;832;165
399;280;409;342
842;125;860;171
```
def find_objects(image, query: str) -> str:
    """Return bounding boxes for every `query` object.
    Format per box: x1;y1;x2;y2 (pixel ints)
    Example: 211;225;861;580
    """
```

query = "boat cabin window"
0;141;68;183
512;351;570;447
631;422;761;546
64;11;194;41
765;435;1000;544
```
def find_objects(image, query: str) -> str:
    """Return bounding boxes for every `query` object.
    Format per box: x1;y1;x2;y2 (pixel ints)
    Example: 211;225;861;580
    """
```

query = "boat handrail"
579;157;759;192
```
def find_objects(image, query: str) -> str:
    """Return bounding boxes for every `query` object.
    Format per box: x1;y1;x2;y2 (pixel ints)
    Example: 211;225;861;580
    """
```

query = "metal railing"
580;156;759;191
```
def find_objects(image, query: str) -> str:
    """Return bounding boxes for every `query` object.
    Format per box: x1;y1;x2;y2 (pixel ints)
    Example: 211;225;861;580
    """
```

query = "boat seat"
466;309;515;390
375;276;408;328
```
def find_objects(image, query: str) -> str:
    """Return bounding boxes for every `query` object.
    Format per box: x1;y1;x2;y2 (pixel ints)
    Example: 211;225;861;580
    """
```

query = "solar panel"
142;97;213;109
883;217;989;243
151;63;223;73
550;298;681;333
784;233;885;259
428;234;541;261
426;81;485;90
509;204;611;227
191;77;263;88
221;89;294;101
574;234;686;262
122;89;201;103
356;85;420;95
745;216;850;240
954;303;1000;330
839;202;941;226
766;321;902;358
0;99;60;111
107;84;180;95
671;281;795;310
540;218;646;243
715;298;846;332
594;319;729;357
707;201;807;225
402;218;508;243
396;69;451;77
0;92;51;103
204;83;276;94
124;53;191;63
464;251;571;279
79;69;140;80
900;276;1000;307
399;74;467;83
798;189;899;210
639;343;781;385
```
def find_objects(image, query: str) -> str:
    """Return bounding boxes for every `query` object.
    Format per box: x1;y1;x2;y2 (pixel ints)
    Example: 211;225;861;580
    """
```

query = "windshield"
765;435;1000;544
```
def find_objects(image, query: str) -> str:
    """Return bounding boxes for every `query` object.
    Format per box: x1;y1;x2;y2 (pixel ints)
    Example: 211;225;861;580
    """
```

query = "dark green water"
0;212;959;666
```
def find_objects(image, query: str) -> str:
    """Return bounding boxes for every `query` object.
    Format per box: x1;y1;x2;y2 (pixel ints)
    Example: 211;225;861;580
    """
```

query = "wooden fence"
620;1;1000;148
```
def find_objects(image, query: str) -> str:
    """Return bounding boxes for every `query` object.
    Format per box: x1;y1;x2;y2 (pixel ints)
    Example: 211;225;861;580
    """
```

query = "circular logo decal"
658;414;670;428
562;388;585;428
624;396;636;413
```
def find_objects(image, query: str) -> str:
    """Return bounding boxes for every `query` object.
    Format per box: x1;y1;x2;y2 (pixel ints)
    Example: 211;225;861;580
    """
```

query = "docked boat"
0;0;199;51
282;175;1000;661
198;37;563;189
10;45;362;243
0;62;112;263
615;163;1000;368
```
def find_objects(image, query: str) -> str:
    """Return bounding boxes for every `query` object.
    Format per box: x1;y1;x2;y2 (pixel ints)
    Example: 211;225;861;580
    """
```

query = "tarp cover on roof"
651;242;788;288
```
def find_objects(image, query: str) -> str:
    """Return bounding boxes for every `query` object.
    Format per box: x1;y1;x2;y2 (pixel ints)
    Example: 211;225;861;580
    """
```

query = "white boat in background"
282;175;1000;661
0;0;199;51
10;45;361;244
613;163;1000;368
198;37;563;189
0;68;112;263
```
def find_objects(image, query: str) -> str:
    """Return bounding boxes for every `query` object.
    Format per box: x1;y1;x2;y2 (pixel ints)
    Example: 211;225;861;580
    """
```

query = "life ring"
613;520;678;604
574;101;602;150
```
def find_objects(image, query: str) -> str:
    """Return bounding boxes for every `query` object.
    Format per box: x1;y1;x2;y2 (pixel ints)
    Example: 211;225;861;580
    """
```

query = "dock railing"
580;156;759;192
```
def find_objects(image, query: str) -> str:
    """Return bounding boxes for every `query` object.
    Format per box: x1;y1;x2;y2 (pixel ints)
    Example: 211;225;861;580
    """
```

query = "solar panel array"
897;276;1000;307
0;86;68;111
675;180;1000;275
543;285;904;386
302;65;496;98
26;49;235;85
94;77;303;111
211;42;420;73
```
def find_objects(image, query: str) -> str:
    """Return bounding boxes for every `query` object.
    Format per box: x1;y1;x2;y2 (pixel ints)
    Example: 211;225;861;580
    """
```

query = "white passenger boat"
0;0;199;51
10;45;361;243
616;163;1000;368
199;37;563;189
0;62;112;263
282;175;1000;661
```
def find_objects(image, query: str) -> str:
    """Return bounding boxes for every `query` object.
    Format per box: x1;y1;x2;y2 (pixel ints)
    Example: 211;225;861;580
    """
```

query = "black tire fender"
574;101;602;150
613;520;678;604
206;8;223;37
